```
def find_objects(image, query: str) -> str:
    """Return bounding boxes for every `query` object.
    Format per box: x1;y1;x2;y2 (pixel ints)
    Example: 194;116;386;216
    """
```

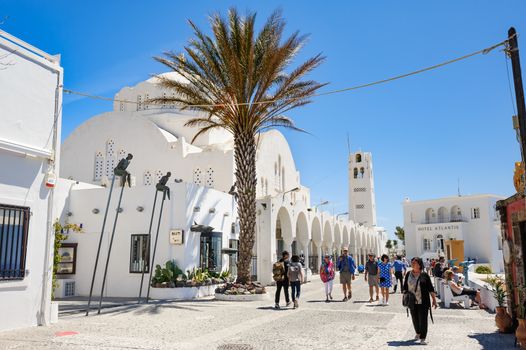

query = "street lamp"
282;186;300;201
336;212;349;221
308;200;329;212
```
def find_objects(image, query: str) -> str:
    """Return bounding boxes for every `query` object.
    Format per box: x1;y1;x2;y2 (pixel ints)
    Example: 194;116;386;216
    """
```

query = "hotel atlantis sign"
416;223;462;234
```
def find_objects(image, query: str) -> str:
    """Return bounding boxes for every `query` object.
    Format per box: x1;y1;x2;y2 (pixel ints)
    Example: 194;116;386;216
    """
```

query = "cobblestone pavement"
0;275;516;349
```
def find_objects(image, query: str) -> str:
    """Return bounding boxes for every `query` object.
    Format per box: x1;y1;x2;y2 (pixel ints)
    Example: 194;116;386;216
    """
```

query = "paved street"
0;276;516;349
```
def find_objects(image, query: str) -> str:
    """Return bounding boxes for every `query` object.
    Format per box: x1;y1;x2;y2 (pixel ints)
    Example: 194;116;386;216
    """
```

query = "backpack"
273;261;285;282
288;263;301;282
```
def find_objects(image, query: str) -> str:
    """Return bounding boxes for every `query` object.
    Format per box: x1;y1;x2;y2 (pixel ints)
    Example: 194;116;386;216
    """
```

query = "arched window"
451;205;462;222
353;168;358;179
360;167;365;178
425;208;435;224
356;154;362;163
438;207;448;223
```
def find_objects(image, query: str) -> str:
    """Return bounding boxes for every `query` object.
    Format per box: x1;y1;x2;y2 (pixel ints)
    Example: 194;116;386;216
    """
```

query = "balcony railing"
419;216;469;225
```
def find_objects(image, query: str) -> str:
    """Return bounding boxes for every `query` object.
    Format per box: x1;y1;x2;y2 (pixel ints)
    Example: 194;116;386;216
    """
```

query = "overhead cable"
63;36;512;109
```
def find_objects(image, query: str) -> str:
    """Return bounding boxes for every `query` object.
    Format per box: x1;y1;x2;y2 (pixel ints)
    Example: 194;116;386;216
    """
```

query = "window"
57;243;77;275
356;204;365;209
436;234;444;252
423;238;431;251
0;205;30;280
353;187;366;192
353;168;358;179
200;232;222;272
471;207;480;219
94;152;104;181
193;168;203;186
206;167;214;187
360;167;365;178
356;154;362;163
144;171;153;186
130;234;149;273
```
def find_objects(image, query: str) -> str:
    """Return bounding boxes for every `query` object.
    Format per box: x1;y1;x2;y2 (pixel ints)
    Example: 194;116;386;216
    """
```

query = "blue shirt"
337;255;356;274
393;260;406;272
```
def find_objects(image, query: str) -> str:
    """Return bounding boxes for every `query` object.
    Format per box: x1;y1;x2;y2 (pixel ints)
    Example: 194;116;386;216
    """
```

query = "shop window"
57;243;77;275
130;234;149;273
200;232;222;273
0;205;30;280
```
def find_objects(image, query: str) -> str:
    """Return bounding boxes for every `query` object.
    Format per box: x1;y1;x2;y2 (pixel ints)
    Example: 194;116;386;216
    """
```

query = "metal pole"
97;179;126;314
86;176;116;316
146;195;166;303
138;190;158;303
508;27;526;172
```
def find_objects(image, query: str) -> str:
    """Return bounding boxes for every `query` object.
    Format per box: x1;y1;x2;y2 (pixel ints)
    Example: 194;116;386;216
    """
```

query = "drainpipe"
39;58;62;326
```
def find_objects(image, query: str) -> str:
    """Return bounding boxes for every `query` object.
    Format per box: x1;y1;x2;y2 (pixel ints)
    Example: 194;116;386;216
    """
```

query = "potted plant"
486;276;512;333
516;285;526;349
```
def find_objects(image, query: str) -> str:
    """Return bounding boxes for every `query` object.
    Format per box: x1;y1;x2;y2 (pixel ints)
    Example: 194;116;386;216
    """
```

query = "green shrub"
475;265;492;274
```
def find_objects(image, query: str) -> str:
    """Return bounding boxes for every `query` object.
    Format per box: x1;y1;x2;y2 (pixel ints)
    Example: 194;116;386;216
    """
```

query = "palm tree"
151;9;325;284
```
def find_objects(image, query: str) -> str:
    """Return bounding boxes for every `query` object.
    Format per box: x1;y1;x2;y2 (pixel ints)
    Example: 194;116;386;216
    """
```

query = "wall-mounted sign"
169;229;184;245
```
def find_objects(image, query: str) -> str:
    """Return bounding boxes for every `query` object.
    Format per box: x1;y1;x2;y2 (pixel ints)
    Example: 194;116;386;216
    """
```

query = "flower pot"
495;307;513;333
516;318;526;349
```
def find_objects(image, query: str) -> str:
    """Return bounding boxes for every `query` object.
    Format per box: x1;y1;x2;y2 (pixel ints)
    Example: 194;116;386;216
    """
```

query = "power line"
63;36;512;109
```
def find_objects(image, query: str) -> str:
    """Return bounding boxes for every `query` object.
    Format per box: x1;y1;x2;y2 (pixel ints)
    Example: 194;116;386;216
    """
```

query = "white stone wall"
403;195;504;272
62;182;236;298
0;32;62;331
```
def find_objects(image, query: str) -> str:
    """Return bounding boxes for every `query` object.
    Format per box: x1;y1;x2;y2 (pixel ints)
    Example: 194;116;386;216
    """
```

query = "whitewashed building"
403;194;505;273
57;73;386;296
0;31;63;330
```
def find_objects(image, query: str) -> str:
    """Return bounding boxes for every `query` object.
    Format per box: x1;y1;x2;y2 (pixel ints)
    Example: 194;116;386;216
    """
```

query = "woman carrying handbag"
402;257;438;346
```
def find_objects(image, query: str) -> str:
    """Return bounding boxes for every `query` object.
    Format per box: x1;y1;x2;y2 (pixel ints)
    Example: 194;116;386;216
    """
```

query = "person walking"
364;253;379;302
320;255;335;302
288;255;304;309
273;251;291;309
403;257;438;345
392;255;406;293
337;247;356;301
377;254;393;305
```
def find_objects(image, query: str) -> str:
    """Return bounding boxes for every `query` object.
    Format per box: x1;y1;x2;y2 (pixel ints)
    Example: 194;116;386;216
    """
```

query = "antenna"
457;178;461;197
346;133;351;155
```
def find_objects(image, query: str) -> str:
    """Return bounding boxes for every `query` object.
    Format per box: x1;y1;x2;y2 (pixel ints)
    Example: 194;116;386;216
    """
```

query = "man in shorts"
337;247;356;301
364;253;379;302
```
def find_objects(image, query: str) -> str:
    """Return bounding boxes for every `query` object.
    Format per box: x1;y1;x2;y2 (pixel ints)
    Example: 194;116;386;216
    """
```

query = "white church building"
55;73;387;298
403;194;505;273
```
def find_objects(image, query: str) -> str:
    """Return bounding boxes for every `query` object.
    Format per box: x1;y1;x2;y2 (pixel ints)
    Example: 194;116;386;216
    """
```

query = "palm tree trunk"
234;131;257;284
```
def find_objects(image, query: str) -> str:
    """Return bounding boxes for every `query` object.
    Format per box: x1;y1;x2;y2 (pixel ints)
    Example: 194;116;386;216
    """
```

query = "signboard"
169;229;184;245
416;223;462;234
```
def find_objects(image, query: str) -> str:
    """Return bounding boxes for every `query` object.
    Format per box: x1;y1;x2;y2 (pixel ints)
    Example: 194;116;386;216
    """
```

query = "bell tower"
349;151;377;226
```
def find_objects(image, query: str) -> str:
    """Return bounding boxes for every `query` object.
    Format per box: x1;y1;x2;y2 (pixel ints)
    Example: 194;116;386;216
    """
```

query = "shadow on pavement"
467;332;516;349
386;340;420;347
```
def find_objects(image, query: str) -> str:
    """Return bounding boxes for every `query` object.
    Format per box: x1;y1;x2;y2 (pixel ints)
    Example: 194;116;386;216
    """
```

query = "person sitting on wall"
114;153;133;187
444;270;485;308
451;266;463;284
156;172;171;200
432;257;446;278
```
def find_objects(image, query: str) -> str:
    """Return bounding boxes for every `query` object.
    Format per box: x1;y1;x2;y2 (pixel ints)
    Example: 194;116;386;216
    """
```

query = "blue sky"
3;1;525;239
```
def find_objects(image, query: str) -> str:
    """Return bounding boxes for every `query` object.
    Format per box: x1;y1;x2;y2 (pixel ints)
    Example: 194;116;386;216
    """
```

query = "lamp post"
282;186;300;201
308;200;329;212
336;212;349;221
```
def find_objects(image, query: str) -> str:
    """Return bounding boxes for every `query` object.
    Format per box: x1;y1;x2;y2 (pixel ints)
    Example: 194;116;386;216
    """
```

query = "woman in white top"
444;270;484;308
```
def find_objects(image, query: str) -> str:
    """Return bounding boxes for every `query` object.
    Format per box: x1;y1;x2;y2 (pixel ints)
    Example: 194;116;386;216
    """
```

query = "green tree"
394;226;405;243
393;239;398;248
152;9;325;283
385;239;393;250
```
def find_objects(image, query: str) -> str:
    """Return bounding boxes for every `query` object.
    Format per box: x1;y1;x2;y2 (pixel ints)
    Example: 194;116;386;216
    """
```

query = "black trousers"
393;271;404;291
410;304;429;340
275;280;290;304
